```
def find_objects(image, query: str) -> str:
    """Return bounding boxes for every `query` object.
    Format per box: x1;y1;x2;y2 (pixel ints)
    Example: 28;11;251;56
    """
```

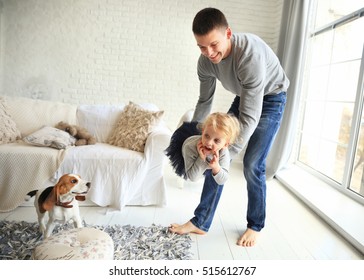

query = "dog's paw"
39;225;46;235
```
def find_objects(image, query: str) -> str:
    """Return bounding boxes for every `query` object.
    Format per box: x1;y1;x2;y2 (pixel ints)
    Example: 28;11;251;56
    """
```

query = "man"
170;7;289;247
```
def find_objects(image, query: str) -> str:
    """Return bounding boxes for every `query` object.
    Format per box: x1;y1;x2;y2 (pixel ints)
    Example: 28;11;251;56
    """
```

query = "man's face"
194;27;232;64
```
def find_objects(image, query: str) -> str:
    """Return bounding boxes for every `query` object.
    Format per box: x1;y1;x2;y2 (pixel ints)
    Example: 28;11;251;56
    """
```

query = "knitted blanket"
0;142;66;212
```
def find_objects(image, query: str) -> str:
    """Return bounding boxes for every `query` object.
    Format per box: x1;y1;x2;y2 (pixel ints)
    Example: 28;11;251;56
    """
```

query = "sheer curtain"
266;0;312;179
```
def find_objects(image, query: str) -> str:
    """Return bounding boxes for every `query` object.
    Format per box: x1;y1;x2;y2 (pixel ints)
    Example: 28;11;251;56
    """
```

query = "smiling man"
186;7;290;247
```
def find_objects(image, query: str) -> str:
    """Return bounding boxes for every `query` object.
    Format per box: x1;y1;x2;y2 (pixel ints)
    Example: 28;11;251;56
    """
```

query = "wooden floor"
1;161;363;260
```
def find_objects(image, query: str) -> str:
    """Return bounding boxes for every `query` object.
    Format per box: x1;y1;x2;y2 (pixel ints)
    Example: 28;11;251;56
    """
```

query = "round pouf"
32;227;114;260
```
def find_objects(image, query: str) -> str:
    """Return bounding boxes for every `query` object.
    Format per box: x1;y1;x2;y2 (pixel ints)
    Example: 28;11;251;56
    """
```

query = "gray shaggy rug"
0;220;193;260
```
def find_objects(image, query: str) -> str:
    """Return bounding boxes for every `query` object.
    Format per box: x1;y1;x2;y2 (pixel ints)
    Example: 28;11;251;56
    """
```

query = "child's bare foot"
169;221;206;235
237;228;259;247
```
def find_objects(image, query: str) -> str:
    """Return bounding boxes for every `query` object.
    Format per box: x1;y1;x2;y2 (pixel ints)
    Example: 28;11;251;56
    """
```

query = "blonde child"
165;112;240;235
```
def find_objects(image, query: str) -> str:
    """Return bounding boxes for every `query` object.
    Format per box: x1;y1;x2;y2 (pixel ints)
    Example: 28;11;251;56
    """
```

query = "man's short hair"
192;7;229;35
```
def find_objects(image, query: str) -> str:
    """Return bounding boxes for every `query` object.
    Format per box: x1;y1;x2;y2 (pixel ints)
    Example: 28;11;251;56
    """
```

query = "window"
296;1;364;200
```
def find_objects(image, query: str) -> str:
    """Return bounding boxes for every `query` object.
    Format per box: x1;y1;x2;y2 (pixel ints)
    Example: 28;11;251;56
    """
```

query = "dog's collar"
56;198;74;208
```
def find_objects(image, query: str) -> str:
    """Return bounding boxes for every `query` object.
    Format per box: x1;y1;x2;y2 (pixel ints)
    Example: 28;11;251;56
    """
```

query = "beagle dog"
26;174;91;238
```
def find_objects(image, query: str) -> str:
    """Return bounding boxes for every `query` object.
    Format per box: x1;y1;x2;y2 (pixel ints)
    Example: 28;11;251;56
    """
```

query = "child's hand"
197;140;208;161
208;152;221;175
197;140;222;174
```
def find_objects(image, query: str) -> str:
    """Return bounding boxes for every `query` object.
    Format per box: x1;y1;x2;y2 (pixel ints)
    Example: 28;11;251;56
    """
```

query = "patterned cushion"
23;126;76;149
0;97;21;144
107;102;164;152
32;227;114;260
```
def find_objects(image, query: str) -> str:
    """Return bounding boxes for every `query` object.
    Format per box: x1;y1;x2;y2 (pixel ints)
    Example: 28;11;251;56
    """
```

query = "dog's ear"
75;195;85;201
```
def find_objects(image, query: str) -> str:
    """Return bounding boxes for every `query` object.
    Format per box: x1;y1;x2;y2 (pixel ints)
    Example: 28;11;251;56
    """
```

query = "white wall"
0;0;283;128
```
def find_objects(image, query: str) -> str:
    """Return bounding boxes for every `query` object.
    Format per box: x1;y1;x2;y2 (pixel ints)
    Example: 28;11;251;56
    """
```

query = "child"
165;112;240;234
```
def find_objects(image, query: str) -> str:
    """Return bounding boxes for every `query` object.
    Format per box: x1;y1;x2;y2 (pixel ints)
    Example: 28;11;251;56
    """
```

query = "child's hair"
202;112;240;144
192;7;229;36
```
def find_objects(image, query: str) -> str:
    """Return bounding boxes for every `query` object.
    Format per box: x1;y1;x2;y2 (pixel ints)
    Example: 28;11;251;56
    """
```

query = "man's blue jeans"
190;92;287;232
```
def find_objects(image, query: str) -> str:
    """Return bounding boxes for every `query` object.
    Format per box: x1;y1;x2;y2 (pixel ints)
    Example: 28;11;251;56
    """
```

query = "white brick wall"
0;0;283;128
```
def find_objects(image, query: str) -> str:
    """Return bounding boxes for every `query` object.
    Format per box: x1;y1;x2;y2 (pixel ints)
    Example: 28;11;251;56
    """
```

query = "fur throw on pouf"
55;121;96;146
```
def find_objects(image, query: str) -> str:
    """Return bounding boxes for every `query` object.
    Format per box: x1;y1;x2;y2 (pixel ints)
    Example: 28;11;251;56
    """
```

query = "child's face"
201;125;229;155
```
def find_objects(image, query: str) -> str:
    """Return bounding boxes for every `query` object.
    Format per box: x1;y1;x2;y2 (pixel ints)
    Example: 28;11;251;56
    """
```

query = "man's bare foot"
237;228;259;247
169;221;206;235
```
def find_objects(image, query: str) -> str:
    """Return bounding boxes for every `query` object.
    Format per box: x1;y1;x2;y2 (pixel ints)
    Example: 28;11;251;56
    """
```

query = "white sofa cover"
0;95;171;212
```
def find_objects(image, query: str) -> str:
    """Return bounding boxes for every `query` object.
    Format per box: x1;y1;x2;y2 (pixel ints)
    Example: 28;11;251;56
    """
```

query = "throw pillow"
23;126;76;150
0;96;21;144
107;102;164;152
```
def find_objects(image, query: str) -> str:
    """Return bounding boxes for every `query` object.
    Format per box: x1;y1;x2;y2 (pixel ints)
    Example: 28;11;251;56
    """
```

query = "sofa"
0;95;171;212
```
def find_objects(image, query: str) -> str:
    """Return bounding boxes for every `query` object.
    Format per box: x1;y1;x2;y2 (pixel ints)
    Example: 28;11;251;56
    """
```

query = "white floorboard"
1;161;363;260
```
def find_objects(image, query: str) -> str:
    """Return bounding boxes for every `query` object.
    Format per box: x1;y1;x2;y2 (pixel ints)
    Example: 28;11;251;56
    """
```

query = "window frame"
295;5;364;204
